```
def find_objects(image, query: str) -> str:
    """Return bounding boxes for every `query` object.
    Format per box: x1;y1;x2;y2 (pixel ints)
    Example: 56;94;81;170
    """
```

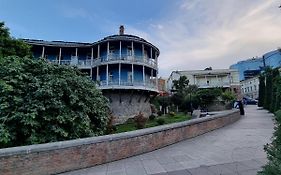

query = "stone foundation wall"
0;110;240;175
104;91;152;124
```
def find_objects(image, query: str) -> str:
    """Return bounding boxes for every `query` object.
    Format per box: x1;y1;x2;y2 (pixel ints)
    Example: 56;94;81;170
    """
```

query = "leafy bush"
134;112;147;129
221;91;235;102
169;111;176;117
156;118;165;125
157;111;163;116
259;110;281;175
105;113;117;134
0;56;109;148
149;114;157;121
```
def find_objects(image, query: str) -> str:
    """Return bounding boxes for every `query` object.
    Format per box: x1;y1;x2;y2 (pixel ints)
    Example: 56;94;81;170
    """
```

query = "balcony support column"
96;66;99;81
106;64;109;86
90;48;94;79
155;51;158;66
119;41;122;59
156;70;158;89
75;48;78;57
107;42;109;61
119;63;121;85
132;64;134;84
58;47;61;64
131;41;134;60
151;68;153;86
41;46;45;58
97;44;100;58
150;47;152;59
216;75;218;85
142;44;144;60
143;65;145;86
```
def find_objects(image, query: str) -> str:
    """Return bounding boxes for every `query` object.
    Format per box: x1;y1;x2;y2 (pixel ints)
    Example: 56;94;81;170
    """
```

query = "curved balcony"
93;54;157;68
98;80;158;92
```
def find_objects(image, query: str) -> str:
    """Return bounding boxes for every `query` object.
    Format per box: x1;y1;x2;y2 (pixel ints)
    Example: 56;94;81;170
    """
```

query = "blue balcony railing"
98;80;157;90
93;54;157;67
48;54;157;68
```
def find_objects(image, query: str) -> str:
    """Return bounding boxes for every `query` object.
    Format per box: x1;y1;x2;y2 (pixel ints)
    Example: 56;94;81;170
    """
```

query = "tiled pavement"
60;106;274;175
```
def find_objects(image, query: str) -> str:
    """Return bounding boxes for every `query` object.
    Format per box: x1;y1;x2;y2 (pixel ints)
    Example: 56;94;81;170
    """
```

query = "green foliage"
258;75;265;107
0;56;109;148
260;68;281;112
0;22;31;58
116;113;191;133
172;76;189;94
270;69;280;112
221;91;235;102
156;118;165;125
259;110;281;175
196;88;222;107
149;114;157;121
264;68;273;110
274;77;281;112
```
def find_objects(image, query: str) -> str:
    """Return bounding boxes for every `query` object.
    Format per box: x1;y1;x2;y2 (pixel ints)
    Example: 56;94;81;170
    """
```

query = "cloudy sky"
0;0;280;77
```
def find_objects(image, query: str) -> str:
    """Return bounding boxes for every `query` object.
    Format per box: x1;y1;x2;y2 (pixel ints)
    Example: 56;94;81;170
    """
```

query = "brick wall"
0;110;240;175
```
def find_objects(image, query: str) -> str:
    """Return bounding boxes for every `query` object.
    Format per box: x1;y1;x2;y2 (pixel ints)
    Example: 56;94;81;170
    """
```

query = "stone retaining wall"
0;110;240;175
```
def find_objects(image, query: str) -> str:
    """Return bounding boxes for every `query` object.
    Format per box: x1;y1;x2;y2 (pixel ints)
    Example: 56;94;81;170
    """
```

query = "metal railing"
48;54;157;68
93;54;157;67
98;80;157;90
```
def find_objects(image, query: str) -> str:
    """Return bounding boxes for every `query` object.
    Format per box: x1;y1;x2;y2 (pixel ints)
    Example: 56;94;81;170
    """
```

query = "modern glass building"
230;49;281;81
24;26;160;123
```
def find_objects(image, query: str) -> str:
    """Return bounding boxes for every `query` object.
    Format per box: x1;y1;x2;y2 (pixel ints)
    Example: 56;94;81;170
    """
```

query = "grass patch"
115;113;191;133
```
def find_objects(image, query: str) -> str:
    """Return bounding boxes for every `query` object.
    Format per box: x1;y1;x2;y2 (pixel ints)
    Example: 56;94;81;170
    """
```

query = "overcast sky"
0;0;280;77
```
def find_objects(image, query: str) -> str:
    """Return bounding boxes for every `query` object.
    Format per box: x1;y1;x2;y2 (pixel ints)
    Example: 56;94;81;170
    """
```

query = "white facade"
240;76;259;99
167;69;240;93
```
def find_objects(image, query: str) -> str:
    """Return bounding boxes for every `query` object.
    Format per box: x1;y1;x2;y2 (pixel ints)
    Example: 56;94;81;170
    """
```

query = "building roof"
23;39;92;47
23;34;160;55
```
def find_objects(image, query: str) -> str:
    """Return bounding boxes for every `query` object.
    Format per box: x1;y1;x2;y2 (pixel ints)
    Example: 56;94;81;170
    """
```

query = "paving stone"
206;164;236;175
167;169;192;175
142;159;166;174
162;162;185;172
186;166;216;175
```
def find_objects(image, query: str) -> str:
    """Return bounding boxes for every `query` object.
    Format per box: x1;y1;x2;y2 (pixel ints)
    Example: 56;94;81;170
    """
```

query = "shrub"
156;118;165;125
169;111;176;117
0;56;109;148
259;110;281;174
105;113;117;134
134;112;147;129
157;111;163;116
149;114;157;121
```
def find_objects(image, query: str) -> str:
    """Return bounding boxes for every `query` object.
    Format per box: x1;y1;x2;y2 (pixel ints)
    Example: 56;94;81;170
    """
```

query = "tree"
0;22;31;57
264;68;273;110
0;22;109;148
274;77;281;112
172;76;189;94
270;69;280;112
0;56;109;148
258;75;265;107
196;88;222;108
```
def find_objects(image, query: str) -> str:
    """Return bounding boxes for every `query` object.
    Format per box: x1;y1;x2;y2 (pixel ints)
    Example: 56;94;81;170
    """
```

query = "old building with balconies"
24;26;160;123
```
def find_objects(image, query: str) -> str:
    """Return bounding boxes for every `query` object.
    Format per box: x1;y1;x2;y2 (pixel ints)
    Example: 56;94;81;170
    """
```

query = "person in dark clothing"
238;100;245;115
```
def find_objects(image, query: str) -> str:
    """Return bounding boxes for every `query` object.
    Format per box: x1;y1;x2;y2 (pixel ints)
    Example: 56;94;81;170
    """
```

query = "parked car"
243;97;258;105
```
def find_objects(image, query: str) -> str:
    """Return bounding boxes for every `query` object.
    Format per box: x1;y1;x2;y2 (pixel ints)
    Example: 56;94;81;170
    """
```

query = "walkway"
60;106;274;175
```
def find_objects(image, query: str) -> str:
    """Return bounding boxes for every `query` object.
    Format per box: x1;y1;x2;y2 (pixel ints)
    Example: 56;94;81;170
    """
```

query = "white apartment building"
167;69;241;97
240;76;259;99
